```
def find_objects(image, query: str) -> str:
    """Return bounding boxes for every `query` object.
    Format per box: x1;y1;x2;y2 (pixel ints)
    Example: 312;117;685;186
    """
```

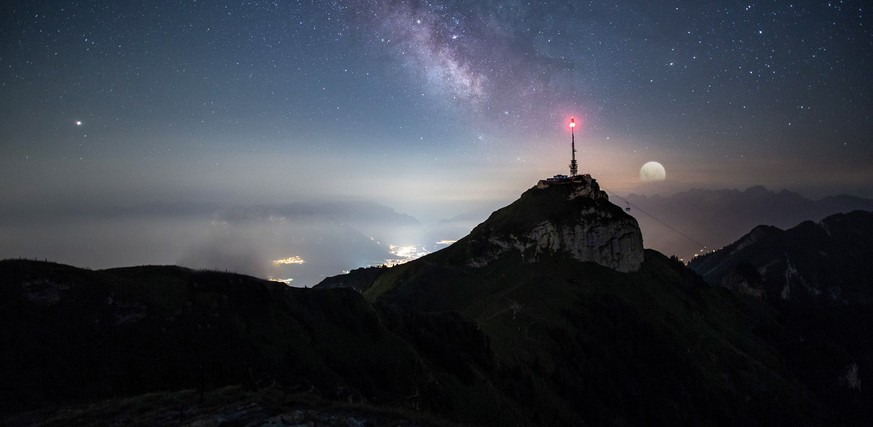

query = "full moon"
640;161;666;182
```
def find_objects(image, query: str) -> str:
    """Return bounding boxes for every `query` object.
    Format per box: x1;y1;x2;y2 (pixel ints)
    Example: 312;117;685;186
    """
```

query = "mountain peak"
535;173;610;200
461;174;644;272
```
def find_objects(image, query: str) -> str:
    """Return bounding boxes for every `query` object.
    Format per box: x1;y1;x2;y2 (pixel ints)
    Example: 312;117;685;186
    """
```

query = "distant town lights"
273;256;305;265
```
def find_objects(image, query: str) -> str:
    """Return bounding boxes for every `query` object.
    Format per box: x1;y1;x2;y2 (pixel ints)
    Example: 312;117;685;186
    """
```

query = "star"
75;120;82;126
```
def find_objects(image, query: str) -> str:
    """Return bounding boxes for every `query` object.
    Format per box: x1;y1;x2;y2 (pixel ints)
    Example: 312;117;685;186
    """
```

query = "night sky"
2;1;871;276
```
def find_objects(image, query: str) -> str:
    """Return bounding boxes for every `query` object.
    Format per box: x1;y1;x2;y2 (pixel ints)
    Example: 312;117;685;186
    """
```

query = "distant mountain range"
624;186;873;260
2;178;871;425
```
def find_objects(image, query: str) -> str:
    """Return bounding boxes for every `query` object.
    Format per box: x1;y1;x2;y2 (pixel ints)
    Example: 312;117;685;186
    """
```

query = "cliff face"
465;174;644;272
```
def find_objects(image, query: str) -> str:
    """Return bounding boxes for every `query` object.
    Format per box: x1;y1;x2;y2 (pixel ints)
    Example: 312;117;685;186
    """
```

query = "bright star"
75;120;82;126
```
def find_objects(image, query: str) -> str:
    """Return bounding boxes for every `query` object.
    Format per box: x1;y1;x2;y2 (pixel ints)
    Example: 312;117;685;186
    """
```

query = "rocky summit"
464;174;644;273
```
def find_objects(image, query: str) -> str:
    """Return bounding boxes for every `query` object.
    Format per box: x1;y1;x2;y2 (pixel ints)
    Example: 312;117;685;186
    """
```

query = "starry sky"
1;1;871;273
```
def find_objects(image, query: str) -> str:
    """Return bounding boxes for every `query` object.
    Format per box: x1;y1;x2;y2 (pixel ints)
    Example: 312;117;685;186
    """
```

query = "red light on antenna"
569;117;576;128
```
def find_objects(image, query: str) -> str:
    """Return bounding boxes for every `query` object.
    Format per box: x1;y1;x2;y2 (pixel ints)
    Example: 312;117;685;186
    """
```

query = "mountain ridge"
624;185;873;260
688;209;873;422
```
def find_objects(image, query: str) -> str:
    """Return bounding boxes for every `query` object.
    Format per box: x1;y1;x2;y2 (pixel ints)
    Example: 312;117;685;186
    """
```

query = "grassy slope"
3;386;466;427
0;260;427;412
0;259;548;426
368;250;817;425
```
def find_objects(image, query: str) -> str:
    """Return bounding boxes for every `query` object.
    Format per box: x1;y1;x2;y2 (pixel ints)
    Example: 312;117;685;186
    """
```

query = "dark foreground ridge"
689;210;873;422
2;180;871;425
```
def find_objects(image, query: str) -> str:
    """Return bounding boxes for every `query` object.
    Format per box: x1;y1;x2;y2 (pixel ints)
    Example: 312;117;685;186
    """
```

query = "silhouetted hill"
0;259;533;425
315;266;387;293
688;210;873;421
625;186;873;260
0;261;428;412
689;210;873;303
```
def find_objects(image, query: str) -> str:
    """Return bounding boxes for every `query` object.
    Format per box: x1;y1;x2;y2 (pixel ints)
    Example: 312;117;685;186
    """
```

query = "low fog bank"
0;200;485;287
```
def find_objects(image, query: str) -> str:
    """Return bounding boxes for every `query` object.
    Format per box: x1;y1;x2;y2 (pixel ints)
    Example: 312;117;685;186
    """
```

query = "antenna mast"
569;117;578;176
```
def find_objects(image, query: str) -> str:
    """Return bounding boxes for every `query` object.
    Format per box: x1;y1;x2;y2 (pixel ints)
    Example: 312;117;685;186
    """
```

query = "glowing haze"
1;1;871;283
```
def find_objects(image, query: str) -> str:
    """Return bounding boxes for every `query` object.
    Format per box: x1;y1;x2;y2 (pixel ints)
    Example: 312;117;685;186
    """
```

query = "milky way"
344;0;578;129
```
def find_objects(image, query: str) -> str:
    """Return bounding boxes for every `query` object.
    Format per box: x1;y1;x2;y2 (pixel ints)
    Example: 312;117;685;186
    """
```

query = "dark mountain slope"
366;250;819;424
689;210;873;422
689;210;873;305
349;178;832;425
316;266;387;293
0;260;537;425
0;261;429;411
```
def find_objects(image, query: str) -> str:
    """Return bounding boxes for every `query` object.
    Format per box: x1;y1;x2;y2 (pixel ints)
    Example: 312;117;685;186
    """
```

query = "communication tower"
569;117;578;176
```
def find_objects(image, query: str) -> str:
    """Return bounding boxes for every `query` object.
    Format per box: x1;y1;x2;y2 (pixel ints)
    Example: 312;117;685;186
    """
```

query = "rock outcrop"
466;174;644;272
